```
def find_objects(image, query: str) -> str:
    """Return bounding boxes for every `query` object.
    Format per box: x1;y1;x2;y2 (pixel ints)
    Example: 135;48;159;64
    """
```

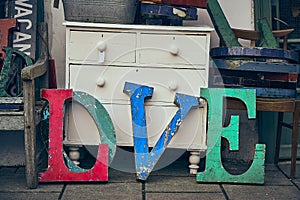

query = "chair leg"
23;80;38;189
290;108;300;179
275;112;284;164
24;121;37;188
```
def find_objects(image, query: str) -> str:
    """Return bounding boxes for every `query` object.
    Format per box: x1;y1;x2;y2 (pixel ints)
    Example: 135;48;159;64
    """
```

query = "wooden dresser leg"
69;146;81;165
189;151;201;174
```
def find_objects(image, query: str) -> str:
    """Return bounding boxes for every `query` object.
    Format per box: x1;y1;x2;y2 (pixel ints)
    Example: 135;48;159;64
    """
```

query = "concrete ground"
0;155;299;200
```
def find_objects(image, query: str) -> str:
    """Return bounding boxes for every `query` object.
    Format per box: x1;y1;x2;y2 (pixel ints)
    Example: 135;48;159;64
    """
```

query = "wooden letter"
197;88;266;184
39;89;114;182
124;82;199;180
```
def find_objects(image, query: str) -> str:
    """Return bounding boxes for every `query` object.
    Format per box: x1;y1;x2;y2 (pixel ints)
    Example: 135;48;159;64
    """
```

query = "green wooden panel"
207;0;241;47
257;18;278;48
254;0;272;27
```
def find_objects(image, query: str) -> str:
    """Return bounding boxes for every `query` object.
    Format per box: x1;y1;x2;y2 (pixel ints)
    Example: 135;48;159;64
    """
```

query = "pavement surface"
0;154;299;200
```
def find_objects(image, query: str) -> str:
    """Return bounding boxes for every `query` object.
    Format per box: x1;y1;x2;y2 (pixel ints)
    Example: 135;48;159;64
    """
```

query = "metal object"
62;0;137;23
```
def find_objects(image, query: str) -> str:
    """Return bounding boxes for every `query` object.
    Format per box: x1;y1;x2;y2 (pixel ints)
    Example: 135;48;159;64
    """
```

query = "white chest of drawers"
64;22;212;152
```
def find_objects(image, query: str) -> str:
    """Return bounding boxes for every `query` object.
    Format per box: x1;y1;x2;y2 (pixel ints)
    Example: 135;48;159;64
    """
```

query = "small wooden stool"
227;98;300;178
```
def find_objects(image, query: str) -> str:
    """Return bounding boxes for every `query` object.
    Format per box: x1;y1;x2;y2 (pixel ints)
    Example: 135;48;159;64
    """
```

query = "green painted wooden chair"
207;0;294;49
207;0;299;98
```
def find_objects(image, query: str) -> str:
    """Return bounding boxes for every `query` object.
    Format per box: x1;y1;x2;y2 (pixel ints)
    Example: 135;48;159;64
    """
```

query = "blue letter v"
124;82;199;180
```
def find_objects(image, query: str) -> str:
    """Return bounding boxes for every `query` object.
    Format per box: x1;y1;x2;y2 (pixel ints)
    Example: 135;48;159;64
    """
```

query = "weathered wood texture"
23;80;36;188
0;114;24;130
39;89;109;182
140;3;198;20
0;97;23;110
209;60;299;98
21;23;49;189
212;59;299;73
210;47;299;63
0;23;48;189
207;0;295;54
232;28;294;49
0;97;23;104
207;0;299;99
197;88;266;184
0;102;45;129
139;2;198;25
124;82;199;181
22;58;48;81
207;0;241;47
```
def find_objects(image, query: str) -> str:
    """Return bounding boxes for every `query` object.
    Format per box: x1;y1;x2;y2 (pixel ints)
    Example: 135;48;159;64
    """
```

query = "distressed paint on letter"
39;89;116;182
124;82;199;180
197;88;266;184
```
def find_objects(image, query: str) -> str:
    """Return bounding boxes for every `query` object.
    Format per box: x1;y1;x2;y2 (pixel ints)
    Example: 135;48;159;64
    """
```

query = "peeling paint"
124;82;199;181
39;89;114;182
197;88;266;184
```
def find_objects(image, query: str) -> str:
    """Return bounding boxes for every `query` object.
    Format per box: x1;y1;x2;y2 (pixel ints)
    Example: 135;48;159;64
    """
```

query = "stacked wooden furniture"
207;0;299;98
206;0;300;178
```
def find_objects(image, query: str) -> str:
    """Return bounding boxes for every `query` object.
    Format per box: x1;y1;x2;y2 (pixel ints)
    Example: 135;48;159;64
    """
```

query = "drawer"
69;65;208;104
68;31;136;64
139;33;209;68
65;101;207;149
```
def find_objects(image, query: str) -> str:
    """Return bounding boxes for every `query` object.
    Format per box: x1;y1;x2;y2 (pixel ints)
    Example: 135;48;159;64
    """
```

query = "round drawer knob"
169;45;179;55
97;77;105;87
168;81;178;91
96;41;107;52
